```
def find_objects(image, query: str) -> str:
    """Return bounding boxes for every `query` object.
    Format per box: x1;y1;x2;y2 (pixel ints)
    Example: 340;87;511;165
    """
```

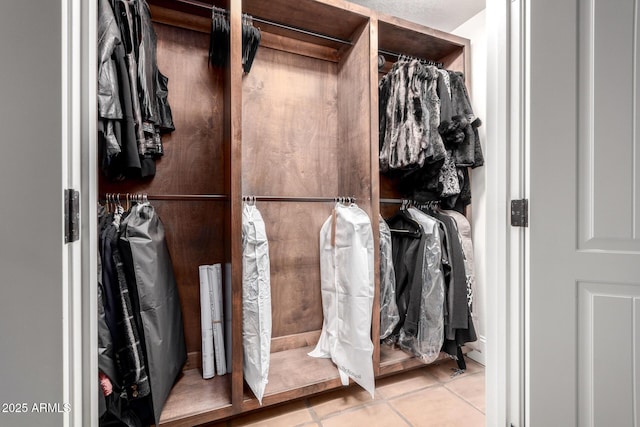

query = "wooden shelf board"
158;370;232;426
241;345;344;410
378;343;452;377
243;0;369;48
377;14;468;64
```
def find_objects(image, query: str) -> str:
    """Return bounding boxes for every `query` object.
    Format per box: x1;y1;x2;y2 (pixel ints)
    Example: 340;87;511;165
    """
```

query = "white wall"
453;9;488;364
346;0;485;32
0;1;66;426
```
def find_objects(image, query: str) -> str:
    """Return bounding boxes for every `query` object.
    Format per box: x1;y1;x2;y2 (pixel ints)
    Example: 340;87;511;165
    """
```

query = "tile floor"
209;357;485;427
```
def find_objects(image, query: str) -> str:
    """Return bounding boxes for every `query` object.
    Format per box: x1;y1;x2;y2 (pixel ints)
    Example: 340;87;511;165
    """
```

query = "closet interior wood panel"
100;1;472;424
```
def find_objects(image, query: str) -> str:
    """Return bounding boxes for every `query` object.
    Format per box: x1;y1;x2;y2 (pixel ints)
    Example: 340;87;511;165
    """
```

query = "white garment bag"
242;203;272;404
309;203;375;397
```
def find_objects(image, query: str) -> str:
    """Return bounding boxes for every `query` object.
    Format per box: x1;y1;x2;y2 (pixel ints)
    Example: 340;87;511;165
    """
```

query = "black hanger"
385;201;422;238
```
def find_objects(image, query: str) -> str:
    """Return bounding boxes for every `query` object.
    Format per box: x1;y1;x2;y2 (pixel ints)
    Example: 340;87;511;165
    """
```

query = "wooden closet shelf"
241;345;344;411
378;344;467;377
158;370;232;426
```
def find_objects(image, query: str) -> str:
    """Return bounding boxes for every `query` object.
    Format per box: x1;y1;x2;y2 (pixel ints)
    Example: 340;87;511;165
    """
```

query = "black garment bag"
118;202;187;426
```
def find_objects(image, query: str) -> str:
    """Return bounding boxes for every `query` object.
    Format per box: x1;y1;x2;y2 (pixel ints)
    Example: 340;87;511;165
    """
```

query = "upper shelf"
148;0;370;50
243;0;370;49
147;0;470;69
377;13;469;63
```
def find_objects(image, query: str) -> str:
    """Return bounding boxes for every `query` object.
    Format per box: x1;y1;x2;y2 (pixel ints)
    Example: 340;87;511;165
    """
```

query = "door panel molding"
578;281;640;427
578;0;640;251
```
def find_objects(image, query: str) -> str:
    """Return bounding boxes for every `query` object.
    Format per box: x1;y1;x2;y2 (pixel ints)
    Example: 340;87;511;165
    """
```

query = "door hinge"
511;199;528;227
64;189;80;243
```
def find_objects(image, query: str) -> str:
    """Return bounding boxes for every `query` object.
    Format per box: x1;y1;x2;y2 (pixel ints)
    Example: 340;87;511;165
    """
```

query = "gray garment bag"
119;202;187;425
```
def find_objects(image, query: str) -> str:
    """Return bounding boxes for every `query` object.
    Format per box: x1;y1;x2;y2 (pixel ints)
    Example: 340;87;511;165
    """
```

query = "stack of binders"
199;264;227;378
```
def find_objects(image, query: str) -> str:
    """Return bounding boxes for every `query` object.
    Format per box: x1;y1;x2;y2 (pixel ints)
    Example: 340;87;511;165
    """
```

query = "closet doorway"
85;1;516;427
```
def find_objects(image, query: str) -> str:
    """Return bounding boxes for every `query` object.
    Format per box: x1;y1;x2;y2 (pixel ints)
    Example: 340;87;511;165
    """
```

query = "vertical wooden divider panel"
227;0;245;413
369;17;382;375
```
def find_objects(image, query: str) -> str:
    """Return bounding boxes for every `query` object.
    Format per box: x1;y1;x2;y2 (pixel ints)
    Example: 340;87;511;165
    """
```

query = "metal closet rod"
380;198;404;204
102;194;229;201
251;16;352;45
101;194;357;203
203;2;353;46
378;48;443;68
380;198;442;207
243;195;356;203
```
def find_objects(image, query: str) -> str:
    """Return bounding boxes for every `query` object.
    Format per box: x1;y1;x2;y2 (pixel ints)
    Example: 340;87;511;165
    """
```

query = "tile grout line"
443;372;486;414
314;397;386;421
256;363;485;426
306;384;415;425
385;396;415;427
304;398;323;426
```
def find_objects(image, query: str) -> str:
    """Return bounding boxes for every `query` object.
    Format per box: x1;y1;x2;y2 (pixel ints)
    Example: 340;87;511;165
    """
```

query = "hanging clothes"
444;71;484;168
385;210;427;340
379;216;399;340
379;58;484;212
379;59;446;172
98;202;186;426
442;210;478;333
384;206;446;364
397;207;445;364
98;0;175;181
382;202;477;367
99;206;151;403
310;203;375;398
424;207;477;358
241;202;272;405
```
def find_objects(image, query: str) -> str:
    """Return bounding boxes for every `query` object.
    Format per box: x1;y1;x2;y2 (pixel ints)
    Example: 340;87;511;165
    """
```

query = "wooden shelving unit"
100;1;472;424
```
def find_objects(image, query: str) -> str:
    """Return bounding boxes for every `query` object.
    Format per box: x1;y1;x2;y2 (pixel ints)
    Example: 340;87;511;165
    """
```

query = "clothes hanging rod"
380;198;404;204
200;1;353;46
380;198;441;205
378;49;443;68
102;194;229;201
243;196;356;203
149;194;229;201
251;17;352;45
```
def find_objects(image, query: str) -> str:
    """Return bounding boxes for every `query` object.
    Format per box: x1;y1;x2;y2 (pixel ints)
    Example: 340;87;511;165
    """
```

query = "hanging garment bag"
399;207;445;363
309;203;375;398
379;216;399;340
119;202;187;425
241;203;272;404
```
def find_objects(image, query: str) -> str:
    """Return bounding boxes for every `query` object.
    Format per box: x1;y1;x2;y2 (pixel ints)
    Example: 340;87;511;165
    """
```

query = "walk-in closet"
97;0;481;425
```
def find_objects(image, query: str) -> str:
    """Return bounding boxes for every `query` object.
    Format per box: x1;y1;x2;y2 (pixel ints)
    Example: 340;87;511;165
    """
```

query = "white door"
0;1;96;426
526;0;640;425
0;1;68;426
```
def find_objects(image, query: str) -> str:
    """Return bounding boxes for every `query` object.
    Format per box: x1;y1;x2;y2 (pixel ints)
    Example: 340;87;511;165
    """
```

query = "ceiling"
346;0;486;32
